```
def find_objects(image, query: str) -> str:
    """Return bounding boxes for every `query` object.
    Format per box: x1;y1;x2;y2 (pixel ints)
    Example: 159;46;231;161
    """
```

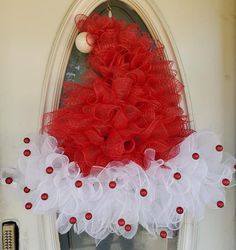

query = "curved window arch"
40;1;196;250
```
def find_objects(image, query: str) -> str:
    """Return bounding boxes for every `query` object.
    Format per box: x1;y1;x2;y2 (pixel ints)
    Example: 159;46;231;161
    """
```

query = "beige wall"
0;0;235;249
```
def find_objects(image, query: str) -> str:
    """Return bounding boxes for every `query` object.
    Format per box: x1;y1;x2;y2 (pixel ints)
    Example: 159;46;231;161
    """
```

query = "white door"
0;0;235;250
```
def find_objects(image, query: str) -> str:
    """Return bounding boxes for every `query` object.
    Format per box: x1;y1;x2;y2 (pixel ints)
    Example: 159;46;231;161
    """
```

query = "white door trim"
39;1;197;249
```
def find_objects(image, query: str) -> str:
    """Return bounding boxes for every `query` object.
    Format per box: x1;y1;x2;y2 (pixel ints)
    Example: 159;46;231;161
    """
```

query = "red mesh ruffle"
43;14;193;176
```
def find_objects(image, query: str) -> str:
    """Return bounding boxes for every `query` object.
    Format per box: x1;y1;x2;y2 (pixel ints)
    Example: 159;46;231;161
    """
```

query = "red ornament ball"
216;145;223;152
160;230;167;238
140;188;148;197
24;187;31;193
125;224;132;232
173;172;181;180
222;178;230;186
234;164;236;170
192;153;199;160
75;180;83;188
217;200;224;208
23;137;30;144
25;202;32;210
176;207;184;214
41;193;49;200
69;217;77;224
46;166;54;174
109;181;117;189
23;149;31;157
5;177;13;184
85;212;92;220
118;218;125;226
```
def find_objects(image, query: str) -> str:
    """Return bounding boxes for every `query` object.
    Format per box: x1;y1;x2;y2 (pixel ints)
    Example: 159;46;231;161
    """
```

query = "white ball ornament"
75;32;93;53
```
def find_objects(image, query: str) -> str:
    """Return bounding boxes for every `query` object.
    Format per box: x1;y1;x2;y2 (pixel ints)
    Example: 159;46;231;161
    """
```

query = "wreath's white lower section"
2;131;235;242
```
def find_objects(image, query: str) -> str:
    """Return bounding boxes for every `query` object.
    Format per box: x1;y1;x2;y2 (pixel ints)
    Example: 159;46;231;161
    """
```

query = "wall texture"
0;0;235;249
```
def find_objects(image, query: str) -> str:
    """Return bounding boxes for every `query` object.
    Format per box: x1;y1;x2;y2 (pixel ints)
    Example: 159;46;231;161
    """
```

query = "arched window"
40;1;195;250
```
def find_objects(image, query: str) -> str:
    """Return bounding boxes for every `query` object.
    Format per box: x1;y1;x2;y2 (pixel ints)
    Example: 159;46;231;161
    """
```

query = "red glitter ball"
109;181;117;189
216;145;223;152
75;180;83;188
5;177;13;184
118;218;125;226
46;166;54;174
23;149;31;157
192;153;199;160
69;217;77;224
41;193;49;200
173;172;181;180
24;187;31;193
125;224;132;232
217;200;224;208
140;188;148;197
23;137;30;144
234;164;236;170
160;230;167;238
176;207;184;214
25;202;32;210
222;178;230;186
85;212;92;220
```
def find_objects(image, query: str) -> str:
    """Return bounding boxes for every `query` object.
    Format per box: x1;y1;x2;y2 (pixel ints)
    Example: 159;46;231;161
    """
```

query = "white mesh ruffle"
2;131;235;241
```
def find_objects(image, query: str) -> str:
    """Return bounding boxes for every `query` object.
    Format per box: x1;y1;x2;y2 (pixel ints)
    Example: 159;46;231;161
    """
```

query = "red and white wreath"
2;14;235;242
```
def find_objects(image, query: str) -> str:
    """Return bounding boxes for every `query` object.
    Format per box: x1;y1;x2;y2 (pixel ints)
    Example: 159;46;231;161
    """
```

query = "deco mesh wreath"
2;14;236;242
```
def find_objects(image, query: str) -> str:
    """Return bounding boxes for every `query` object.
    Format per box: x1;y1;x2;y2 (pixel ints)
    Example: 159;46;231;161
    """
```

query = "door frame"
39;1;197;249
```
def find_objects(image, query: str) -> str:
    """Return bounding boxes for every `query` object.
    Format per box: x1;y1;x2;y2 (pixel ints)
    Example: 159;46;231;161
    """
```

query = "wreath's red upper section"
43;14;192;176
